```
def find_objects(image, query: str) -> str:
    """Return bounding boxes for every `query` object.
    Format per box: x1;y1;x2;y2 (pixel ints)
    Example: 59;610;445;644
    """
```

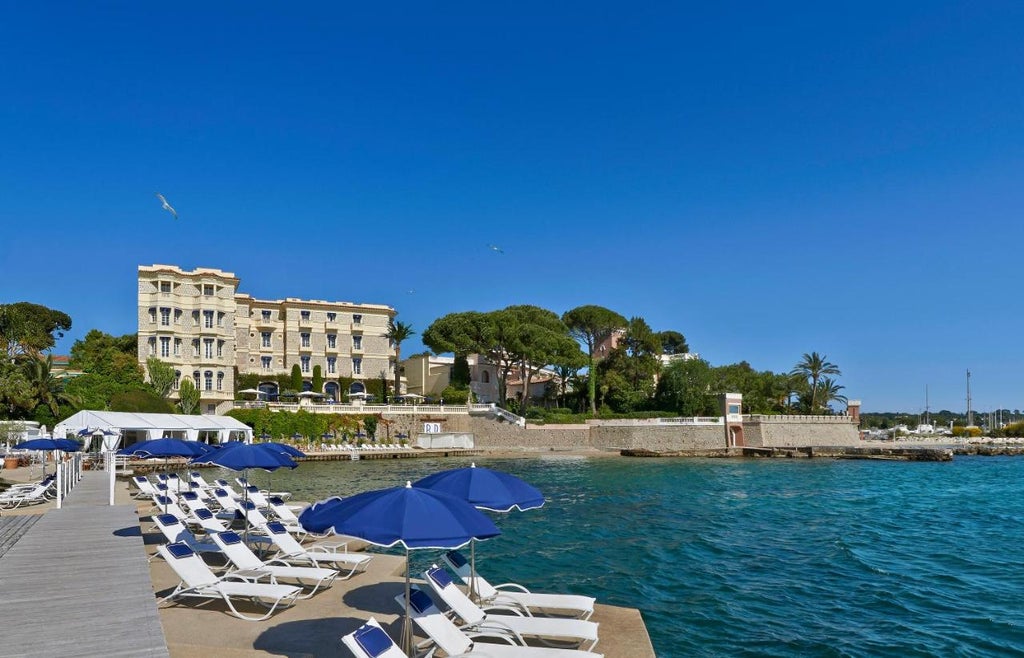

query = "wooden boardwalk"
0;471;170;657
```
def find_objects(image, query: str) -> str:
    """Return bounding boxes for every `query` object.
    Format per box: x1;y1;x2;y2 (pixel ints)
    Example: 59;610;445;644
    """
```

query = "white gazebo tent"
54;410;253;450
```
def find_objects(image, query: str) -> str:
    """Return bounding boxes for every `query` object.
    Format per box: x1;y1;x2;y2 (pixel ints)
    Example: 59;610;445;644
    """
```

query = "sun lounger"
0;478;55;509
341;617;409;658
258;520;371;579
443;550;595;619
423;566;599;651
153;513;222;557
130;475;159;499
157;542;301;621
395;588;605;658
210;530;338;598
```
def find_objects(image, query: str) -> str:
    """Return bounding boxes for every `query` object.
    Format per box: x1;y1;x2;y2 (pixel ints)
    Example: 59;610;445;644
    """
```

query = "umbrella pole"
403;548;412;655
243;468;249;545
470;540;478;603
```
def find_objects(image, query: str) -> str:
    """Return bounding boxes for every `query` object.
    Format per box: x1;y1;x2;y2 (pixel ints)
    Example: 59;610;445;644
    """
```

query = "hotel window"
204;371;213;391
261;309;272;321
327;357;336;374
160;281;171;293
327;312;336;322
193;370;200;386
192;310;200;325
174;309;182;324
216;372;224;391
159;337;170;358
173;338;181;356
204;339;214;359
301;333;310;348
192;339;200;357
261;332;272;348
216;340;224;358
174;371;181;390
203;310;214;329
352;314;362;325
352;358;362;375
148;307;156;323
352;335;362;350
160;307;170;326
203;285;215;296
217;312;225;327
261;356;272;370
326;334;336;349
300;310;311;321
147;337;156;355
300;356;310;373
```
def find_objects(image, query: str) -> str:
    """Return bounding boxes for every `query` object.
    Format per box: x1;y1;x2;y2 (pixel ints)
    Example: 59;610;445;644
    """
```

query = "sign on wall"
423;422;442;434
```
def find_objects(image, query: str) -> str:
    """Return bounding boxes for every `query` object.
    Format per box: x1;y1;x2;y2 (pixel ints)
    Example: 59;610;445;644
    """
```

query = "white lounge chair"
395;589;605;658
443;550;595;619
210;530;338;598
157;542;301;621
130;475;159;499
153;513;222;557
258;520;371;579
422;566;599;651
341;617;408;658
0;479;54;509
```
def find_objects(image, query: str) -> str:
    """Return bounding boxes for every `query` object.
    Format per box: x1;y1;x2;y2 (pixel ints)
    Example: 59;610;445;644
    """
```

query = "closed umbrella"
299;482;501;653
414;463;544;600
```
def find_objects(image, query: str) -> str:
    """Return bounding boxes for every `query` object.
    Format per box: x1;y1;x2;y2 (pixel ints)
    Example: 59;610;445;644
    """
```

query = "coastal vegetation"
1;299;995;430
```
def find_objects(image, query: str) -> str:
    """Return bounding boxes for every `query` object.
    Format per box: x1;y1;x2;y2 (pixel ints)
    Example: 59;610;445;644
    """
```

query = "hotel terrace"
137;264;397;414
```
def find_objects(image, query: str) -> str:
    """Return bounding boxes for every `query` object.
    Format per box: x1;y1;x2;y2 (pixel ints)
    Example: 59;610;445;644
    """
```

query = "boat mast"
925;384;930;426
966;369;973;427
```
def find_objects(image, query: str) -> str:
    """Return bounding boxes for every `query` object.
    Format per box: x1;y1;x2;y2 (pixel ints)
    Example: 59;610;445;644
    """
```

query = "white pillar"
107;451;115;506
56;457;63;509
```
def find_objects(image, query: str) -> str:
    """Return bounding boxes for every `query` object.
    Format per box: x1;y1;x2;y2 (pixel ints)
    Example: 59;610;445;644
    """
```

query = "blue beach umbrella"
261;442;306;459
191;443;297;541
120;438;214;511
414;463;544;600
299;482;501;653
15;438;80;476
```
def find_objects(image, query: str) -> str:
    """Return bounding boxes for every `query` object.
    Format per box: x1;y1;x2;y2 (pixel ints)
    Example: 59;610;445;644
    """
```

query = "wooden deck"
0;471;170;657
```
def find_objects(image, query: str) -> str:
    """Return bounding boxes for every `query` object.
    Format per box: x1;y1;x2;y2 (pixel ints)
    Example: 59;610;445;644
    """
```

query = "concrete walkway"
0;470;170;657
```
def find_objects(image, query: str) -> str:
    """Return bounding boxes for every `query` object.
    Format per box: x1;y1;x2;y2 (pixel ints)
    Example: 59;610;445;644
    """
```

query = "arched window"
204;371;213;391
216;371;224;391
174;370;181;390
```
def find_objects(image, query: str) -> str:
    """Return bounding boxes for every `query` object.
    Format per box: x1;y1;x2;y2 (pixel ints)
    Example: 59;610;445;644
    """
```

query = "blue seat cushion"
427;566;453;589
219;531;242;545
446;550;468;568
166;542;194;559
156;513;179;526
266;521;288;535
409;588;434;614
353;623;394;657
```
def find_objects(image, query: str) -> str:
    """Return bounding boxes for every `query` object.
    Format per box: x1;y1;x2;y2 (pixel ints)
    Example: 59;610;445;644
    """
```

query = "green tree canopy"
654;357;717;416
562;305;627;415
791;352;841;414
597;316;661;412
69;330;143;384
656;330;689;355
146;357;177;398
177;378;200;414
0;302;72;361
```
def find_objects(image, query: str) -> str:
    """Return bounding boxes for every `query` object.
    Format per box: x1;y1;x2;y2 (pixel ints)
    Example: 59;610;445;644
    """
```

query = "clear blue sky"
2;2;1022;414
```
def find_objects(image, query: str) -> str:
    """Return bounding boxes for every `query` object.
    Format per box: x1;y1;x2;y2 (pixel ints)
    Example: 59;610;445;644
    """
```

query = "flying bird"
155;193;178;219
487;244;504;254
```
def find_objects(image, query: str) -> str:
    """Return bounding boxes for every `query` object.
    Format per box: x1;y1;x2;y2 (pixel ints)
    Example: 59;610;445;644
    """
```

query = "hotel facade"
137;264;397;414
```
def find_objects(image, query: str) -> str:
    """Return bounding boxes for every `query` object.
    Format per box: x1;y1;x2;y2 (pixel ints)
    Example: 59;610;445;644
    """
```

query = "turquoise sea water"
236;455;1024;657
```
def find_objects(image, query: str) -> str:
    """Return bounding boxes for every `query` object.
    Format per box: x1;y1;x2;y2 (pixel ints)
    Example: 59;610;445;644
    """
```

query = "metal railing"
55;452;84;509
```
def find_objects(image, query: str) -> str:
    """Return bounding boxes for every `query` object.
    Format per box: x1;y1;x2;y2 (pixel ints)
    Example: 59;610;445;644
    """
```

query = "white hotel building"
138;264;396;414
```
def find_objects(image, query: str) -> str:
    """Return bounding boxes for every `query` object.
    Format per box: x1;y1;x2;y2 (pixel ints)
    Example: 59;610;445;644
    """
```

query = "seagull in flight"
155;193;178;219
487;244;504;254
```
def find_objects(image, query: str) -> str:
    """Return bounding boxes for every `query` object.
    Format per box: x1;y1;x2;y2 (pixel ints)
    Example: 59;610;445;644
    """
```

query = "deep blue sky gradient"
2;2;1023;413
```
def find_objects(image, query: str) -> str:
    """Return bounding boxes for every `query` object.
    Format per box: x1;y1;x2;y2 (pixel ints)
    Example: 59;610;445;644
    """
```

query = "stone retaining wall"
383;411;860;452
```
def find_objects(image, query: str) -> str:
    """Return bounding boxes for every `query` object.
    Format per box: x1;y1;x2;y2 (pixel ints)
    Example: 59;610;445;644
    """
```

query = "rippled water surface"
233;455;1024;657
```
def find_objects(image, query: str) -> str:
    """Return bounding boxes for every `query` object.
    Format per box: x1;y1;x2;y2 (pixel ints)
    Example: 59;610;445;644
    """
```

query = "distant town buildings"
137;264;396;414
402;353;560;404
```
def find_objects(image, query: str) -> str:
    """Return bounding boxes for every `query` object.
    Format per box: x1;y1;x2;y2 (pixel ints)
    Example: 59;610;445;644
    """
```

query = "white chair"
395;589;605;658
0;479;54;509
341;618;408;658
443;550;595;619
130;475;159;499
258;521;371;579
157;542;301;621
210;530;338;598
152;513;222;557
422;566;599;651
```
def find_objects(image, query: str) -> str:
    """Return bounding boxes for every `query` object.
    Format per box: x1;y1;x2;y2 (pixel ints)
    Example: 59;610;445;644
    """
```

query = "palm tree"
818;377;847;413
23;354;77;417
386;319;415;400
790;352;841;414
